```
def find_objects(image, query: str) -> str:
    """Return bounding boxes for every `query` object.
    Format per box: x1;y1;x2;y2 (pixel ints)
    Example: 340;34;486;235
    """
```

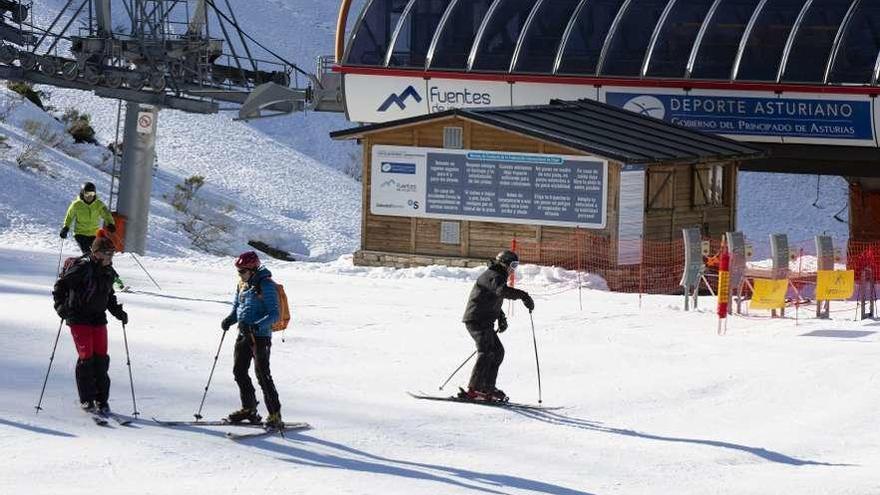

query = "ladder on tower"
107;100;124;212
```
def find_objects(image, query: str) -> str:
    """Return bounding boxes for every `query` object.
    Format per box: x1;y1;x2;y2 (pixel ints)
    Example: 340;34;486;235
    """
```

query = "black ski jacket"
462;262;528;324
53;256;124;325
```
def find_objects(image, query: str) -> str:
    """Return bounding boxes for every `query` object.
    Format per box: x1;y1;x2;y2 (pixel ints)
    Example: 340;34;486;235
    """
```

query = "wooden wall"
643;163;737;241
358;115;737;264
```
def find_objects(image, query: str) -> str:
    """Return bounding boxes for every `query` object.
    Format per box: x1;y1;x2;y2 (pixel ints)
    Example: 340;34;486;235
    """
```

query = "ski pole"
121;323;140;417
528;311;543;404
56;238;65;276
194;329;228;420
438;349;477;391
35;319;64;414
129;253;161;291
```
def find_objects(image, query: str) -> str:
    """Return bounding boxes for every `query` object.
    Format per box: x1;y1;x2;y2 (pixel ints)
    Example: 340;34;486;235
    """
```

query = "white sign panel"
136;111;154;135
344;74;428;123
512;82;599;106
425;79;511;113
371;145;608;229
617;164;645;265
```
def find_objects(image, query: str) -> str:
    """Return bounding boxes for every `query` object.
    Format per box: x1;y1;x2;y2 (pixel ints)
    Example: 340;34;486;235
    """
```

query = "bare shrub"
164;175;233;254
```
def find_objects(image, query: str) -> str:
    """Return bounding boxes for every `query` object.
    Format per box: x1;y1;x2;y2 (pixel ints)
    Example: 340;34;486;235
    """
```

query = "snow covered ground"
1;246;878;495
0;2;870;493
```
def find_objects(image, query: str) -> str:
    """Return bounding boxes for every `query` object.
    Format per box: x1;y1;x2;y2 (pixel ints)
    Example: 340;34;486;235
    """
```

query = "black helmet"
81;181;96;193
495;250;519;267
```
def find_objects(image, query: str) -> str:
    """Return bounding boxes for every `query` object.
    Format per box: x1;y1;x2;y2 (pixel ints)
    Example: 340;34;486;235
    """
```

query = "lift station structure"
0;0;343;253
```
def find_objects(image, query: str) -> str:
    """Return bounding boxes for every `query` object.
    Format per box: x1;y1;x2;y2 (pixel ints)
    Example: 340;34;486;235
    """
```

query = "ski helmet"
234;251;261;270
81;181;96;193
495;250;519;268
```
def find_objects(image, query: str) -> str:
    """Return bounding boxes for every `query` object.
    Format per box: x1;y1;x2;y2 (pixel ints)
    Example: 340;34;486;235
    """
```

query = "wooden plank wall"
360;115;738;263
643;163;737;241
362;117;619;260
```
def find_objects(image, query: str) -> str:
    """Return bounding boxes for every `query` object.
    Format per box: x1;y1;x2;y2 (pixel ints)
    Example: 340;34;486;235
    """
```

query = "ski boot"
96;401;111;415
226;407;262;425
265;412;283;430
458;387;492;402
489;387;508;402
80;400;97;413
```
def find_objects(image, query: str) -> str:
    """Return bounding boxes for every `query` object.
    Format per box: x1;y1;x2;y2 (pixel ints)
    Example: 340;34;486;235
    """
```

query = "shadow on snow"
142;422;592;495
0;417;76;438
513;409;853;467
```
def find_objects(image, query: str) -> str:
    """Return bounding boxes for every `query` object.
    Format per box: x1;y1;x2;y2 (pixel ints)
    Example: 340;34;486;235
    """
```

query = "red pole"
717;238;730;335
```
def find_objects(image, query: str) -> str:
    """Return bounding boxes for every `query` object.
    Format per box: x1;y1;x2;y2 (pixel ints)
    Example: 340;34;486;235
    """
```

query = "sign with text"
750;278;789;310
371;145;607;228
605;92;874;142
816;270;855;300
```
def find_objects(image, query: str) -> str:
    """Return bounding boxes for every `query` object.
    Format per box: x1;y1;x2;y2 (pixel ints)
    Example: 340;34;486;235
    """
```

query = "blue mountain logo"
378;86;422;112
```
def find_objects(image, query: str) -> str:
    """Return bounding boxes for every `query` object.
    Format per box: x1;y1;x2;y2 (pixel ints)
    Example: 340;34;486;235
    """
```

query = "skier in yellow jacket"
60;182;125;290
60;182;116;253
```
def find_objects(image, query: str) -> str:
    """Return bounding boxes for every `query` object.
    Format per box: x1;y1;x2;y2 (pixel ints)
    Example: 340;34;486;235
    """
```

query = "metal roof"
343;0;878;87
330;98;765;164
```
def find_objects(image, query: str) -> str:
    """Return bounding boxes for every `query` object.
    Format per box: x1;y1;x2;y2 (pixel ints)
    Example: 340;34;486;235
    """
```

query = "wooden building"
331;99;763;270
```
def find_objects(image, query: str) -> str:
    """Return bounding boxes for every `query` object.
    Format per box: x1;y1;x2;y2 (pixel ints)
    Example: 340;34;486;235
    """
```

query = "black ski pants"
74;234;95;254
75;355;110;405
233;333;281;415
466;321;504;392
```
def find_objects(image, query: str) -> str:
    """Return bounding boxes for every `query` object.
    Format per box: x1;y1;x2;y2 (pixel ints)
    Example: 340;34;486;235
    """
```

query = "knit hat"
234;251;260;270
91;228;116;253
82;181;96;193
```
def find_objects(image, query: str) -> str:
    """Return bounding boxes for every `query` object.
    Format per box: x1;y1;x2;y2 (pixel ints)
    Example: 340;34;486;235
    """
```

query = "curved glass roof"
344;0;880;85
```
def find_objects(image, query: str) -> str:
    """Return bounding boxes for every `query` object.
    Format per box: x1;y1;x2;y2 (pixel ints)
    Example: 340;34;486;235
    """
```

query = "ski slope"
1;246;878;495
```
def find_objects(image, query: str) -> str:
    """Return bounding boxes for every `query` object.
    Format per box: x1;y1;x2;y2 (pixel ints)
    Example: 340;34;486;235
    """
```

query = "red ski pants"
70;324;108;359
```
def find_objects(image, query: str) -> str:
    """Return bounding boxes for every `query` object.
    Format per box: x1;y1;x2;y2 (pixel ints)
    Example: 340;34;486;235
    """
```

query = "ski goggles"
508;261;519;270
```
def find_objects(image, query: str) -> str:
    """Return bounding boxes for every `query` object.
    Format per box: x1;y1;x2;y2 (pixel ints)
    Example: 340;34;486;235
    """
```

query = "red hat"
91;228;116;253
234;251;260;270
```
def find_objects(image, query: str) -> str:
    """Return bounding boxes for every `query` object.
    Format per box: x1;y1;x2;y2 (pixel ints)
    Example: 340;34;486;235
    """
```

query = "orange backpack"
241;276;292;331
271;282;291;332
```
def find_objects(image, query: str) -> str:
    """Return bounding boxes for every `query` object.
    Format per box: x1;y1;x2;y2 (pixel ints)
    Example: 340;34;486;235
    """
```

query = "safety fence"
513;230;880;301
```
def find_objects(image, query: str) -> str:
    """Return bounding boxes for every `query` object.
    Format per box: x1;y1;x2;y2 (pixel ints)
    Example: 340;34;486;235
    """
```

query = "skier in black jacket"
460;250;534;401
52;230;128;414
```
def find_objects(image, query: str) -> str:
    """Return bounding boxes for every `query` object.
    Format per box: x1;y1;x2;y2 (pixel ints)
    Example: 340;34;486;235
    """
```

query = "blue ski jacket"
225;266;279;337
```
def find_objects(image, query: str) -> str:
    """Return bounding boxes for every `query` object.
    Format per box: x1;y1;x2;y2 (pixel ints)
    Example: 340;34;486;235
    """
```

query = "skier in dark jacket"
52;230;128;414
460;250;534;402
220;251;283;428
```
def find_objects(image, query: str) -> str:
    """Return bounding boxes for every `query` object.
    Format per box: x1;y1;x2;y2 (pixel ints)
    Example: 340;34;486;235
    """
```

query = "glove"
55;304;69;320
497;314;508;333
221;315;237;332
116;309;129;325
521;293;535;312
59;227;69;239
106;223;116;233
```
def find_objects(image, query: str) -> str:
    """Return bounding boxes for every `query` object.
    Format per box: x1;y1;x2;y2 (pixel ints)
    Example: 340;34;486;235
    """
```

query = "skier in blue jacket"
220;251;283;427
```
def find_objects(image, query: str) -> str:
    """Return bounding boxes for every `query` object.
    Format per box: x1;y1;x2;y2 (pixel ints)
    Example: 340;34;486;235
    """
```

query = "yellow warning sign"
750;278;788;310
816;270;855;300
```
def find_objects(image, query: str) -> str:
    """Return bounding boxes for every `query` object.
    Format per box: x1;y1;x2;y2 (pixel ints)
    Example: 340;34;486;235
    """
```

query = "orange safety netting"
513;230;880;296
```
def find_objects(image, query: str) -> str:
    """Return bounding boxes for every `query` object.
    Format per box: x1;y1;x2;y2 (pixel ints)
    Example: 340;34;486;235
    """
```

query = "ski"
86;411;110;426
99;411;133;426
152;418;263;428
226;422;311;441
407;392;562;411
152;418;303;429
